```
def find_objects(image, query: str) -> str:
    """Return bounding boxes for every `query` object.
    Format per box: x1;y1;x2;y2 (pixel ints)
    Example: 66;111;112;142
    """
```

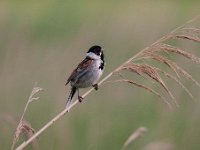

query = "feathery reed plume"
114;20;200;107
112;78;169;106
16;16;200;150
122;127;147;150
12;84;42;150
156;68;195;101
13;121;38;150
115;63;177;106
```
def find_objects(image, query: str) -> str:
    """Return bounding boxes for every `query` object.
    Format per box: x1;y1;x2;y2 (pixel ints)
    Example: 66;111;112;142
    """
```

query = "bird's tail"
66;86;77;109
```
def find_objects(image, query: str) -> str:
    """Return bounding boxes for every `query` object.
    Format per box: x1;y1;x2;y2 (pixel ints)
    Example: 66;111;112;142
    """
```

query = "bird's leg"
77;89;83;102
92;84;98;90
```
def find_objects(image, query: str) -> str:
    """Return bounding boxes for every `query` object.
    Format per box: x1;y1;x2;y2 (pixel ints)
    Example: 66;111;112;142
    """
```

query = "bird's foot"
78;96;83;102
93;84;98;90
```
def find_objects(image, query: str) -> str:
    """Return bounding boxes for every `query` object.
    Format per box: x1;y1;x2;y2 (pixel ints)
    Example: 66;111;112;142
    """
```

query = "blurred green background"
0;0;200;150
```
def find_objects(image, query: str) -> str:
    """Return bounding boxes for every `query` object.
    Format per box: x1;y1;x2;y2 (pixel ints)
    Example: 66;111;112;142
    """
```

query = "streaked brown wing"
65;58;93;85
77;58;93;69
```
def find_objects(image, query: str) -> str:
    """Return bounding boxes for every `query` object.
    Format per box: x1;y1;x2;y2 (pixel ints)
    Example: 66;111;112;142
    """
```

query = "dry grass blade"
181;27;200;34
20;85;43;122
160;44;200;64
28;86;43;103
145;54;180;78
122;127;147;150
156;68;195;101
119;64;167;90
136;40;200;103
167;26;200;43
172;62;200;88
143;46;200;89
172;34;200;43
114;79;171;107
12;84;42;150
141;42;200;65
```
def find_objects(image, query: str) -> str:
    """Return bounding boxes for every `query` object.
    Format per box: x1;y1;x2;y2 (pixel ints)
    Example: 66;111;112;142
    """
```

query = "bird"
65;45;105;108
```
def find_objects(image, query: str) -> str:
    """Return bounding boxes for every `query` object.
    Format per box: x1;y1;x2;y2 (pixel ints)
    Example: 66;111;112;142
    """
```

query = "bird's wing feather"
65;57;93;85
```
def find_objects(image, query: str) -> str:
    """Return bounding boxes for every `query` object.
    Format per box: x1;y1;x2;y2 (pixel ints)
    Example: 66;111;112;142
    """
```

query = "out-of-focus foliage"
0;1;200;150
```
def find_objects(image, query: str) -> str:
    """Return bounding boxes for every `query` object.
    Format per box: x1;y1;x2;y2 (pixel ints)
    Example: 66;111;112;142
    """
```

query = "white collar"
86;52;100;60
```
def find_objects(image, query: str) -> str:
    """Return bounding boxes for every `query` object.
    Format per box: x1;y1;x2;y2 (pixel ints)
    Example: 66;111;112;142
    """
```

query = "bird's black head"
87;45;102;56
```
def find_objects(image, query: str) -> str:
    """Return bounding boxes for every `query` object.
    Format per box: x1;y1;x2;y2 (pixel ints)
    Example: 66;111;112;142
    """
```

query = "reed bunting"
65;45;105;108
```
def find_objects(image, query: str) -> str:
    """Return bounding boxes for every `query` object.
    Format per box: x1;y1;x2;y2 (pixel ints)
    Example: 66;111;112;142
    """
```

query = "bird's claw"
93;84;98;90
78;96;83;102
